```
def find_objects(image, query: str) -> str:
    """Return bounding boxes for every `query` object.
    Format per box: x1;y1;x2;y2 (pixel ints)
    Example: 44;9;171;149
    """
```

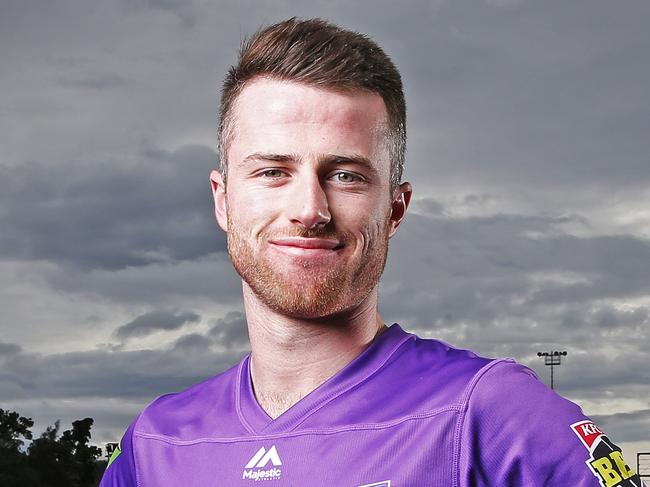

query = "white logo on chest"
242;445;283;481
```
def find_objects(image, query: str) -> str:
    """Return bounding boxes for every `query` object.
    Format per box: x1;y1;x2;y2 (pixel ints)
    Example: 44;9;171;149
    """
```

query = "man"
101;18;644;486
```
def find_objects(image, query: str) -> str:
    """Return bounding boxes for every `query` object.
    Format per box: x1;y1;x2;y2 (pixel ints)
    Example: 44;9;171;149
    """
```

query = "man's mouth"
267;237;345;256
269;237;342;249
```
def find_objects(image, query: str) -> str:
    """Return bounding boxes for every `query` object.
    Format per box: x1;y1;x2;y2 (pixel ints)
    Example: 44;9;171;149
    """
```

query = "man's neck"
242;283;386;419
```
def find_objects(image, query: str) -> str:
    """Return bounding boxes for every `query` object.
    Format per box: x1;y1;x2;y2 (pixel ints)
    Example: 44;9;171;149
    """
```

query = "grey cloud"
44;253;242;305
0;342;22;356
171;311;249;353
393;0;650;191
590;306;648;330
2;0;648;192
0;307;249;405
57;74;127;90
592;409;650;443
172;332;212;353
209;311;249;348
410;198;447;217
120;0;197;26
0;144;225;271
484;0;525;7
551;351;650;395
383;209;650;327
115;309;200;339
0;338;246;403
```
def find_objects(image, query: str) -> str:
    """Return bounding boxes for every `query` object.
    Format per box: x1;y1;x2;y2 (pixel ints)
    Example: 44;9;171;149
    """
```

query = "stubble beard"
226;210;390;319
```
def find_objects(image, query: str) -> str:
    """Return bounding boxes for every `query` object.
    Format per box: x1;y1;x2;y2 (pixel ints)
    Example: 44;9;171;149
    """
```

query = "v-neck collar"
235;323;413;435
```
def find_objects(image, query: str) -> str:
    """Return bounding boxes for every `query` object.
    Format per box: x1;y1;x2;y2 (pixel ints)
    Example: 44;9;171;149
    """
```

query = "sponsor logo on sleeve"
106;440;121;469
242;445;282;481
570;420;645;487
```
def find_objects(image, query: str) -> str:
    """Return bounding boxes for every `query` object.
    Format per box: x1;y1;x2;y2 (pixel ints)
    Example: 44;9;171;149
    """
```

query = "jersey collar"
235;323;413;435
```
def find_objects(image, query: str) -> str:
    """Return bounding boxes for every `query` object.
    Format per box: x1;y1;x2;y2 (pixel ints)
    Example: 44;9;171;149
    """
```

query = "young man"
101;18;644;486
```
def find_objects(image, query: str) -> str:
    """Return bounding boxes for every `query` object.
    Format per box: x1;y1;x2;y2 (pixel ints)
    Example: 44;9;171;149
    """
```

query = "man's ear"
388;182;412;238
210;170;228;232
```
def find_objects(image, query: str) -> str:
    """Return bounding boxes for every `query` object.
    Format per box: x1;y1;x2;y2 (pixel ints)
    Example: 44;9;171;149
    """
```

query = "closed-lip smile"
268;237;342;251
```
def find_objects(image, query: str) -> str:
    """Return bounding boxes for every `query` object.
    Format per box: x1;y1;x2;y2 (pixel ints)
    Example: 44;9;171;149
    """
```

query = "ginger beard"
225;203;392;319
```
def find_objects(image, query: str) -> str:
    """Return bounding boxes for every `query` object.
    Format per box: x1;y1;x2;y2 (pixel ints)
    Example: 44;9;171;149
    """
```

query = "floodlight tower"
537;351;567;390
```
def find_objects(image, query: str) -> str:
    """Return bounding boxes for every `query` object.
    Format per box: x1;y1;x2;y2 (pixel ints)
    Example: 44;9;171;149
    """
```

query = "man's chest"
133;411;457;486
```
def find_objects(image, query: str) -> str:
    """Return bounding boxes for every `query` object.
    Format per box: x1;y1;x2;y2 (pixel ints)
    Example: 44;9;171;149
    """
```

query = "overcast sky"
1;0;649;462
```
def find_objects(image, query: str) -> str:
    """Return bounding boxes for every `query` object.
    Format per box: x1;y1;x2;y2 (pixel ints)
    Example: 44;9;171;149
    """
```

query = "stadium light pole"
537;351;567;390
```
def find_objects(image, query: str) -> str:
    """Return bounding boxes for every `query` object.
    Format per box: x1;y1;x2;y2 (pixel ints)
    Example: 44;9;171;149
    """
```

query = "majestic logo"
242;445;283;481
358;481;391;487
570;420;645;487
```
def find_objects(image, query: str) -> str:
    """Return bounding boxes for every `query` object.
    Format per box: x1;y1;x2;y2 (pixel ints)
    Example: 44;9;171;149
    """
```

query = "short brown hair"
218;17;406;190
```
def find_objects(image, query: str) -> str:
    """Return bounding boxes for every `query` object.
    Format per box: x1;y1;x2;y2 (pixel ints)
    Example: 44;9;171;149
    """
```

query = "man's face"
211;78;410;319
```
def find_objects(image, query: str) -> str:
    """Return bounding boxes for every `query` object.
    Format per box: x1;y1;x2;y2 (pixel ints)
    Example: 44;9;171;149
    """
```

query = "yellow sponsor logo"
589;451;637;487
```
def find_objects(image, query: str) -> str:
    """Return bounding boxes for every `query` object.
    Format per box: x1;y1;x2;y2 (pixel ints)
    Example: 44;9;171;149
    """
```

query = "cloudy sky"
2;0;649;464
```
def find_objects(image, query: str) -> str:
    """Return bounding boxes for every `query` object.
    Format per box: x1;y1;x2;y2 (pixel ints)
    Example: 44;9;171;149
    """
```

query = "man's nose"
287;175;331;229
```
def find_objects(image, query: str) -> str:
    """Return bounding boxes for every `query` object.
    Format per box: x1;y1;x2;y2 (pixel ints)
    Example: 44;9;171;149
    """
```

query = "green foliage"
0;409;105;487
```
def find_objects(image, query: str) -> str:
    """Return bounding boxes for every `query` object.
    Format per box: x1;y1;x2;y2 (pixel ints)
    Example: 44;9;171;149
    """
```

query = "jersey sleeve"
457;360;645;487
99;419;138;487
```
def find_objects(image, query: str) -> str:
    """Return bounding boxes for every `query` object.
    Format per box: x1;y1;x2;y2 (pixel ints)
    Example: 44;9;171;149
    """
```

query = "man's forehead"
233;78;389;130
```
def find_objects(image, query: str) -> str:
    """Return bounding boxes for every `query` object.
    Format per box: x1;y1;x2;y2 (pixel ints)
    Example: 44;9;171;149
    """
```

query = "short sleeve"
99;419;138;487
457;360;644;487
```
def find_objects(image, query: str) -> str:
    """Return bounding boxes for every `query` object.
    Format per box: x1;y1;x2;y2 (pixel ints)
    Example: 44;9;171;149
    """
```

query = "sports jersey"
100;324;644;486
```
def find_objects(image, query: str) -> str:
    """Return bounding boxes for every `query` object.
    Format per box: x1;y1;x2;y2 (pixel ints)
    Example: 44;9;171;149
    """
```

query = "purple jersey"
100;324;644;486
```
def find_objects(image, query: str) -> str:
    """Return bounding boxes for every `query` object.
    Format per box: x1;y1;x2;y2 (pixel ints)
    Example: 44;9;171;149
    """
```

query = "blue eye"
261;169;284;178
334;172;360;183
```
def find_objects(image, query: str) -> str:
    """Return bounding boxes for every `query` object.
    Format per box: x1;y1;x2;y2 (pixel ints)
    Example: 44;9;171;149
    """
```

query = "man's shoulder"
398;332;557;414
393;326;542;383
326;325;511;421
387;327;503;388
133;358;247;440
399;331;498;377
392;326;589;414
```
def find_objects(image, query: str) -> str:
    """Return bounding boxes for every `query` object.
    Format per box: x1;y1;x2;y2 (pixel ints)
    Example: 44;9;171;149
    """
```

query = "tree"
0;408;34;450
0;408;39;487
28;418;103;487
28;420;70;486
60;418;103;486
0;409;104;487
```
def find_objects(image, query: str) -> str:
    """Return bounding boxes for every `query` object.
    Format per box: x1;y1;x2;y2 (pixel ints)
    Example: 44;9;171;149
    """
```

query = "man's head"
218;17;406;192
211;18;411;319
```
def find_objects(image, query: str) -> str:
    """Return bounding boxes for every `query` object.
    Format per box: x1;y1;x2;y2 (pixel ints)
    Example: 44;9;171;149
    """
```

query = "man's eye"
261;169;284;178
333;172;361;183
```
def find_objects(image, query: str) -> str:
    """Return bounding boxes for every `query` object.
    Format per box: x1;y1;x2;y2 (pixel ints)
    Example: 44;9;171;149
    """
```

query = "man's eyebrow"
240;153;294;165
238;153;378;173
323;155;375;170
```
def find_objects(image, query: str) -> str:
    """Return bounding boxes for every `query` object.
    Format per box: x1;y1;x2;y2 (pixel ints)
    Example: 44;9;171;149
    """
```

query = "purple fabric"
100;324;644;486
